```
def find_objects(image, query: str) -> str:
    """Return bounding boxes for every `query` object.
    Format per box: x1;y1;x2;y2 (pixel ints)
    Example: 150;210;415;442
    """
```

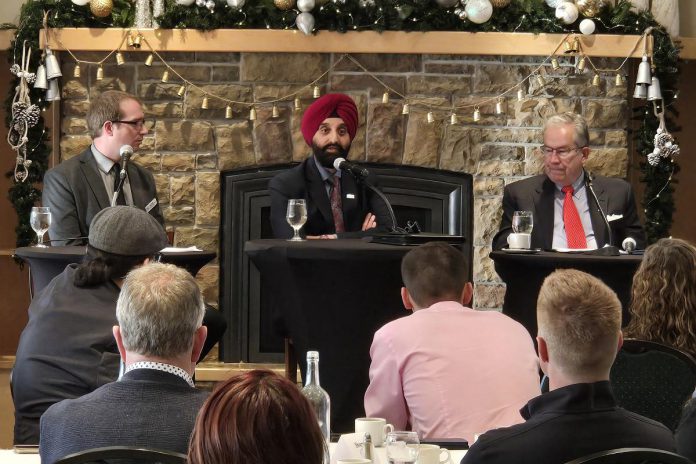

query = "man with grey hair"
39;262;209;464
492;112;645;251
43;90;163;245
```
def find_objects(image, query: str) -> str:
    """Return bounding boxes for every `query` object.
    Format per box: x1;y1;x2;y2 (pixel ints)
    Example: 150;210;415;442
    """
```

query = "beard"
312;141;350;169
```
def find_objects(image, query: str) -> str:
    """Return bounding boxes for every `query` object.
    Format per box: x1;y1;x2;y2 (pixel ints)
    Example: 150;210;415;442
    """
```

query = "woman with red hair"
188;369;326;464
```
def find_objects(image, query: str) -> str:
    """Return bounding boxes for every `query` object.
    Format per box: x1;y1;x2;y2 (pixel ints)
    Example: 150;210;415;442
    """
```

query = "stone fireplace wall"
58;51;630;319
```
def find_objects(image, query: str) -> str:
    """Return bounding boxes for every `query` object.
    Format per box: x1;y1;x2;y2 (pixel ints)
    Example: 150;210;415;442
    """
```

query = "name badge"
346;193;356;199
145;197;157;213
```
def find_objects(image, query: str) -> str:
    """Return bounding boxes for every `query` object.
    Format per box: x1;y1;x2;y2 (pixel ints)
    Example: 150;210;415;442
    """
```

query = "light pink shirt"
364;301;540;443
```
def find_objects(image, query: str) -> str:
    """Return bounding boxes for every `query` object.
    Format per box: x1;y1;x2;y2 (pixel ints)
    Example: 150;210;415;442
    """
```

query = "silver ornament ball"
465;0;493;24
206;0;215;10
297;0;315;12
71;0;91;5
296;12;315;35
227;0;246;8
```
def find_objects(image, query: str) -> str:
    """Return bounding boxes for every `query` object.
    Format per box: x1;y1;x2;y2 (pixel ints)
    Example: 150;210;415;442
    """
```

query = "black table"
245;239;412;433
14;246;216;296
490;250;643;339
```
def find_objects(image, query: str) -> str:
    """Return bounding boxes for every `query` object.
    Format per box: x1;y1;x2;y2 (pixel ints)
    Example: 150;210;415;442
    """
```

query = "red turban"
301;93;359;146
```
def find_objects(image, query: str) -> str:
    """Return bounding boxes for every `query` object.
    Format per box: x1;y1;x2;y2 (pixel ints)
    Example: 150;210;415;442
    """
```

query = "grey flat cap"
89;206;168;256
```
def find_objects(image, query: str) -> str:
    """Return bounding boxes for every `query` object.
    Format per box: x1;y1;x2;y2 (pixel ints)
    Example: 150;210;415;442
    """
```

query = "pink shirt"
364;301;540;443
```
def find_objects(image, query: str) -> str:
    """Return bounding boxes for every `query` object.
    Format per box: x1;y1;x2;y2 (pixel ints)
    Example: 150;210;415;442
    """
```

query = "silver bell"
34;64;48;90
45;48;62;80
45;79;61;102
635;54;651;85
647;76;662;101
633;83;647;100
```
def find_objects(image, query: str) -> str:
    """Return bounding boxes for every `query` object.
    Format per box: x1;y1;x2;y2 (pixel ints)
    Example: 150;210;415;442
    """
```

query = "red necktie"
562;185;587;248
330;175;345;233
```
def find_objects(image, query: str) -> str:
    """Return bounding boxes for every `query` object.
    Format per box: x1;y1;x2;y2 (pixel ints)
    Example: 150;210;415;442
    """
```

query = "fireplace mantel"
43;28;662;58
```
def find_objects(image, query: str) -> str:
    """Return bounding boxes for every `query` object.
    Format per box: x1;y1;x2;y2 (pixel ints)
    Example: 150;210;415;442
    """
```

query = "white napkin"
331;433;384;464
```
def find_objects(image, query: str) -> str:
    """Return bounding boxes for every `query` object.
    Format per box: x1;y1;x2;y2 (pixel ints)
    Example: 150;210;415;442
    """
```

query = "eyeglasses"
112;119;147;129
540;145;583;159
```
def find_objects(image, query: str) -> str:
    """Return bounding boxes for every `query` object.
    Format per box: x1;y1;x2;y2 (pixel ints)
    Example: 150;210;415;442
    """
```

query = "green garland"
6;0;679;246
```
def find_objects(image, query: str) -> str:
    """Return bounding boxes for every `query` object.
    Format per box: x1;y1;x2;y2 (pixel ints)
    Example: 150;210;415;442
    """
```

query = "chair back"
611;339;696;430
54;446;186;464
564;447;694;464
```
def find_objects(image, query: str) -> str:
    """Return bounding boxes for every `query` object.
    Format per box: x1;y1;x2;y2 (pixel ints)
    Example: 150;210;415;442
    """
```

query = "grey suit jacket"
42;148;164;245
39;369;208;464
492;174;646;251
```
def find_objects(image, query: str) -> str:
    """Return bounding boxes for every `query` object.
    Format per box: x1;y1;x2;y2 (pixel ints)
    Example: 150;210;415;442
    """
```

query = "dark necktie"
562;185;587;248
113;163;126;206
329;174;345;233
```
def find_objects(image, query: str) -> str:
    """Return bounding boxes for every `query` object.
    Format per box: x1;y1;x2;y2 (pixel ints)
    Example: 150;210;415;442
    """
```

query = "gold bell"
495;98;504;115
313;85;320;98
133;34;142;49
401;103;410;115
551;58;560;71
536;74;546;87
249;107;257;121
426;111;434;124
615;73;623;86
96;65;104;81
115;52;125;66
201;96;209;110
161;70;169;83
577;56;586;72
449;113;458;125
294;97;301;111
592;73;601;87
473;107;481;122
127;35;134;48
517;88;525;101
73;63;81;78
382;91;389;104
272;104;280;118
571;37;580;53
177;85;186;97
225;105;233;119
145;54;154;66
563;40;572;53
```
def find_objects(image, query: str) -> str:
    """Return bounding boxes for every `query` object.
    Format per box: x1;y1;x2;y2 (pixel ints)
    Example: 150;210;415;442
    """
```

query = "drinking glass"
30;206;51;247
385;431;419;464
512;210;533;234
286;199;307;241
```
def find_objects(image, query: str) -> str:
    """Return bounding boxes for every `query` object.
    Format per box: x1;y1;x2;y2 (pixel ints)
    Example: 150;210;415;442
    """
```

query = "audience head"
537;269;622;384
542;112;589;186
88;90;147;157
74;206;167;287
624;238;696;358
400;241;471;310
188;369;325;464
115;262;206;368
301;93;358;168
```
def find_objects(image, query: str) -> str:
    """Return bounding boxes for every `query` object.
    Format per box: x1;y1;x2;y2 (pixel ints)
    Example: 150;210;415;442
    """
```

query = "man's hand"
362;213;377;231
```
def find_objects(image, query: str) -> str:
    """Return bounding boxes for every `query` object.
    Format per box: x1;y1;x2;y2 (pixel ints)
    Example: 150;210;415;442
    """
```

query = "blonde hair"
537;269;622;378
87;90;142;138
543;112;589;148
624;238;696;358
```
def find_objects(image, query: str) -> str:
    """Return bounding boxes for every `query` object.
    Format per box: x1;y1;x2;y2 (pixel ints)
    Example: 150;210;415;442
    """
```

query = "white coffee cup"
507;233;531;250
408;444;450;464
355;417;394;446
337;460;372;464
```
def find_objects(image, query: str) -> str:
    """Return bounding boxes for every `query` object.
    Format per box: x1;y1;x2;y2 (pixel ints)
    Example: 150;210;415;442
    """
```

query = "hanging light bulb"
473;107;481;122
382;91;389;104
636;54;651;85
577;56;586;72
592;73;601;87
647;76;662;101
145;54;154;66
517;87;525;101
115;52;125;66
495;98;504;115
201;96;209;109
313;85;320;98
615;73;623;86
96;65;104;81
551;57;560;71
133;34;142;49
450;112;458;125
73;63;81;78
177;85;186;97
536;74;545;87
426;111;434;123
161;70;169;83
225;105;233;119
272;104;280;118
402;103;410;115
294;97;301;111
633;84;647;99
45;48;62;79
34;64;48;90
249;107;257;121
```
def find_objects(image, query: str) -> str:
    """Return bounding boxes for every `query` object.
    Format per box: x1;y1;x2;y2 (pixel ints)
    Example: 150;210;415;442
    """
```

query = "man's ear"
190;326;208;363
103;120;114;136
113;326;126;363
401;287;414;312
461;282;473;306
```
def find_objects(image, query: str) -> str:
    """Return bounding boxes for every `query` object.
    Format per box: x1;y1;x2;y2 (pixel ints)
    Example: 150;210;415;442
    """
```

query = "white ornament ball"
436;0;460;8
206;0;215;10
465;0;493;24
296;12;315;35
297;0;315;12
195;0;206;6
227;0;246;8
71;0;91;6
579;18;596;35
555;2;579;24
545;0;564;7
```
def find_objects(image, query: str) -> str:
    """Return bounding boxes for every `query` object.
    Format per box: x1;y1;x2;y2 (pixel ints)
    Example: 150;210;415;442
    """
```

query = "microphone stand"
351;173;403;233
110;174;127;207
584;170;619;256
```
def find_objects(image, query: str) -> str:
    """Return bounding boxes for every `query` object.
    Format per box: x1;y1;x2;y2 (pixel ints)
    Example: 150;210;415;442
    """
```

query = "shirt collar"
313;155;340;182
124;361;194;388
91;144;117;174
554;171;586;194
521;381;616;420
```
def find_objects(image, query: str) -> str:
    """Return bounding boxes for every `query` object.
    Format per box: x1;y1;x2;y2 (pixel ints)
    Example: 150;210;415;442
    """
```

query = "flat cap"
89;206;168;256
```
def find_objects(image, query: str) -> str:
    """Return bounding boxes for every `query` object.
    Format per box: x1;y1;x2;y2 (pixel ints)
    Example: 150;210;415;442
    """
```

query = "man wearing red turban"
269;93;391;239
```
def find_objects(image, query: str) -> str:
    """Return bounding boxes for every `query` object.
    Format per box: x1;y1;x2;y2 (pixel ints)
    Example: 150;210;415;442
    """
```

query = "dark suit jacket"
268;157;392;239
42;148;164;245
492;174;646;251
39;368;209;464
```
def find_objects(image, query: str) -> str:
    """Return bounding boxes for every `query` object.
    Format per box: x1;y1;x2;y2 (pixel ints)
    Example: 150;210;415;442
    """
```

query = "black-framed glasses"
540;145;583;159
112;119;147;129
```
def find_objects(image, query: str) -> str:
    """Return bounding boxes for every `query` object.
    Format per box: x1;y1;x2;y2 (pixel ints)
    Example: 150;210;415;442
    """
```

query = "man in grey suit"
39;261;209;464
492;112;645;251
42;90;163;245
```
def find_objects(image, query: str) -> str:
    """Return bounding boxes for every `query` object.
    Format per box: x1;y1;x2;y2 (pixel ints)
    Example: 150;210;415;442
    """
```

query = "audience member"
462;269;675;464
676;399;696;460
39;262;209;464
188;369;325;464
364;242;540;443
624;238;696;359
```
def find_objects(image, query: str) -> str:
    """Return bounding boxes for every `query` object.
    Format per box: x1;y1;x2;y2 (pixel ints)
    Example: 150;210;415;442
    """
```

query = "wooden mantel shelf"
43;28;659;58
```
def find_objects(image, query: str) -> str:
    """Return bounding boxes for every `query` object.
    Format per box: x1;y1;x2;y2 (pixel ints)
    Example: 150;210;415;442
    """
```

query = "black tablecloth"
491;250;643;338
245;239;411;433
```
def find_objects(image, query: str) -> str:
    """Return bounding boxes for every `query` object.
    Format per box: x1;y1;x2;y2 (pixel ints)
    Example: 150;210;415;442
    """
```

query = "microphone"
333;157;370;178
584;169;614;247
622;237;637;254
119;144;133;180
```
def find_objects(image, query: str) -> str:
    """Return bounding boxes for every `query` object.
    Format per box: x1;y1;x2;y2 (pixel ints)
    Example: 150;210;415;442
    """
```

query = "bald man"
268;93;391;239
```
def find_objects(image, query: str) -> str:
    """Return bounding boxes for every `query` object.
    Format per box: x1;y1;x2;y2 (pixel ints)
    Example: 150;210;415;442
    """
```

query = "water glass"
30;206;51;247
512;210;533;234
286;199;307;241
385;431;419;464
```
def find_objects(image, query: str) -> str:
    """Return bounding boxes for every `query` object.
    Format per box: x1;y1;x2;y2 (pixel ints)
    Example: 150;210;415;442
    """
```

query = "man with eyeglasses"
43;90;164;245
492;112;645;251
